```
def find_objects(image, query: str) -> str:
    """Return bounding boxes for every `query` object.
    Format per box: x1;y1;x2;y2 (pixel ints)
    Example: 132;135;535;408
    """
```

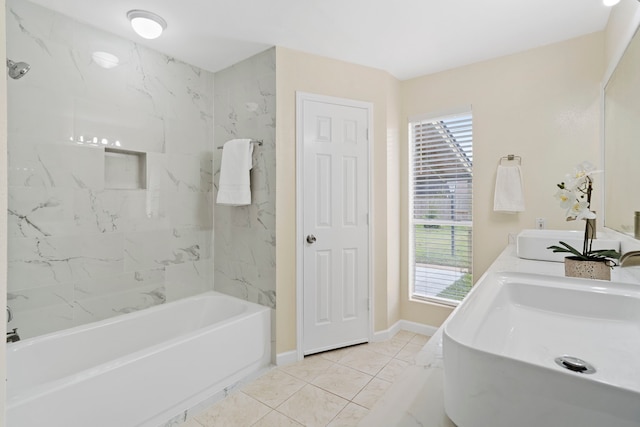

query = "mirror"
604;25;640;236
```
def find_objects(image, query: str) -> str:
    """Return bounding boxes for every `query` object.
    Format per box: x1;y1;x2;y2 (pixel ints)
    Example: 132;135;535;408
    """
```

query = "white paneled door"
299;94;370;356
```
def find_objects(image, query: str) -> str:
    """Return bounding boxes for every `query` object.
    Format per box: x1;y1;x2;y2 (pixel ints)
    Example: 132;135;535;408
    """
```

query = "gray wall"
213;49;276;310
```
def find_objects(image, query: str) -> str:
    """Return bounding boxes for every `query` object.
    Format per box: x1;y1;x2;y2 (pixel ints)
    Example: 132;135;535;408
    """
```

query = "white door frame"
295;91;374;361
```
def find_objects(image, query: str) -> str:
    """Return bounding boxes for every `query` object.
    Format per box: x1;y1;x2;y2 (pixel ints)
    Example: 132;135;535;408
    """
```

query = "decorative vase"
564;256;611;281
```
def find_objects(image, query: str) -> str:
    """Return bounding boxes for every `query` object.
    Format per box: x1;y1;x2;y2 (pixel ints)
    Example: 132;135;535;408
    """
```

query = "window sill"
409;294;459;309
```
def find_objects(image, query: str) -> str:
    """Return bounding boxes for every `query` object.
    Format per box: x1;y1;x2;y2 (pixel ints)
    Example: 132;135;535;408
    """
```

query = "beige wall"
275;47;401;354
385;72;402;327
399;32;605;325
275;33;608;353
1;0;8;420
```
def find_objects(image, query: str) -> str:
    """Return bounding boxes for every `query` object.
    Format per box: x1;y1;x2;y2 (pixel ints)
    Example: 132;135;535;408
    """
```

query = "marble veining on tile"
213;48;276;310
6;0;214;339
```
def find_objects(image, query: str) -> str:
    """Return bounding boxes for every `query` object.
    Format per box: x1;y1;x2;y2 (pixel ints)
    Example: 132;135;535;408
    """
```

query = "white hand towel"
216;139;254;206
494;164;525;213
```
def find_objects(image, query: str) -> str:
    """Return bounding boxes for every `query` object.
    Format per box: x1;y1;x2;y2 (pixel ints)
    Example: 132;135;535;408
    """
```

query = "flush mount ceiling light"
127;10;167;39
603;0;620;6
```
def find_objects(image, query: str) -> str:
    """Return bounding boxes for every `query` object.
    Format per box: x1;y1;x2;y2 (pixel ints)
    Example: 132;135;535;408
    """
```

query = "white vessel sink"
443;271;640;427
516;229;620;262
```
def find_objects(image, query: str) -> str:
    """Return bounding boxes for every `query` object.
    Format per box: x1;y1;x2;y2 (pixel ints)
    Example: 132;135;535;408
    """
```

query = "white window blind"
410;112;473;305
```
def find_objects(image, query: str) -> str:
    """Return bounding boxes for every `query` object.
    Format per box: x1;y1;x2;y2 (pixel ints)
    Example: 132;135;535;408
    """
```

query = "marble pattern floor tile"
391;330;417;342
352;377;392;409
377;358;411;383
194;392;271;427
180;330;430;427
337;347;393;376
251;410;303;427
281;354;335;382
409;333;430;346
395;342;426;364
277;384;348;427
242;369;306;408
326;402;369;427
311;363;373;400
364;338;406;358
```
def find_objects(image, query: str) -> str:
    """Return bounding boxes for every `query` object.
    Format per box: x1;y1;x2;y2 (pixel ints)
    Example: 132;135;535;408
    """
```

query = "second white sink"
516;229;620;262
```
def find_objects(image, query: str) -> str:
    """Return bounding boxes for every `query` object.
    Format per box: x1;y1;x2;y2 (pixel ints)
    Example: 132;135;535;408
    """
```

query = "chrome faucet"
619;251;640;267
7;328;20;343
6;306;20;343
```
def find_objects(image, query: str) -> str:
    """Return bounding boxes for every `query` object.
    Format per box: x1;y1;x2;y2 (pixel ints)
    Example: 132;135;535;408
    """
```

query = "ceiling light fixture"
603;0;620;6
127;10;167;40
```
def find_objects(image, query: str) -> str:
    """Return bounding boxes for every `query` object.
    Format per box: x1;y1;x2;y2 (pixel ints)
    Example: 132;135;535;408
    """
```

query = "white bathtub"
6;291;271;427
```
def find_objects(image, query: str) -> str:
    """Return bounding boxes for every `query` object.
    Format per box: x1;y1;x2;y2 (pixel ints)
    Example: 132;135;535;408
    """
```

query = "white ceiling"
28;0;612;80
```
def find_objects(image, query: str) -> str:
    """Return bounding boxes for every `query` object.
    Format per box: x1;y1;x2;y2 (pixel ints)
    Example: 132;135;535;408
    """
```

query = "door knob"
306;234;317;244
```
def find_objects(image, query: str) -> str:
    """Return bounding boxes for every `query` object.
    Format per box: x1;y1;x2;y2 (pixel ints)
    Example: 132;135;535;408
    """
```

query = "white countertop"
359;242;640;427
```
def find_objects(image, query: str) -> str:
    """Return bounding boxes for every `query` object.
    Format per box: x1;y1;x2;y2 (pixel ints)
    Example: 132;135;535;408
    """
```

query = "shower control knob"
306;234;317;244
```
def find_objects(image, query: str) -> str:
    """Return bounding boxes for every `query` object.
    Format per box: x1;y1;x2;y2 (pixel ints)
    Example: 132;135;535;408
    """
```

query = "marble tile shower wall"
213;49;276;310
6;0;214;338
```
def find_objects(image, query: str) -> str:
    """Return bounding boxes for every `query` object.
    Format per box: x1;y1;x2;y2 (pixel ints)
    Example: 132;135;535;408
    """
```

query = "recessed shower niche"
104;148;147;190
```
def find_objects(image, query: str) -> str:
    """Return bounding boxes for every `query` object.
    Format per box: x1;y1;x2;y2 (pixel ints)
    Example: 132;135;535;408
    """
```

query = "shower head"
6;59;30;80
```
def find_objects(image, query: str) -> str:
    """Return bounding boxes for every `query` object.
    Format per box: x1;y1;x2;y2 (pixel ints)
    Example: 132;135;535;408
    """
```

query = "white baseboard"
372;320;438;342
372;321;401;342
275;350;298;366
398;319;439;336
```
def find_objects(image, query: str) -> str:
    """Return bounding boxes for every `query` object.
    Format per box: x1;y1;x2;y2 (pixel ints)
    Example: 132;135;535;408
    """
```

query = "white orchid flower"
566;200;596;221
549;161;614;261
564;161;602;190
554;188;575;209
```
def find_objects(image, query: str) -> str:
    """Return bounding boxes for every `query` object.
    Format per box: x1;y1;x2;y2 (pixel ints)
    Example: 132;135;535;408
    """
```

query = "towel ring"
499;154;521;165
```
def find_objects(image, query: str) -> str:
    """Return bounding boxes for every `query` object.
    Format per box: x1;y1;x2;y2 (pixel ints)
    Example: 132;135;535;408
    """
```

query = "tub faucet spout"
7;328;20;343
619;250;640;267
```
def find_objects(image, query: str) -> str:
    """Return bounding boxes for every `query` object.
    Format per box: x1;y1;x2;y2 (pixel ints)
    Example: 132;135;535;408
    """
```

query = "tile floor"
182;331;430;427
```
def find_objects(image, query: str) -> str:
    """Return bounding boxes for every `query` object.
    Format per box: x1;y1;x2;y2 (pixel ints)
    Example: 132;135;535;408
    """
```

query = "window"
409;112;473;305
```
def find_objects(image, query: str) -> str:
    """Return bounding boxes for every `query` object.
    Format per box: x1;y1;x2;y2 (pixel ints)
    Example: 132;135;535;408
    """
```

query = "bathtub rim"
6;291;271;408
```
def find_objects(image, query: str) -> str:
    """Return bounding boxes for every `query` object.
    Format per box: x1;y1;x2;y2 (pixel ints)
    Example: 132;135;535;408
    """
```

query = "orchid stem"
583;177;593;257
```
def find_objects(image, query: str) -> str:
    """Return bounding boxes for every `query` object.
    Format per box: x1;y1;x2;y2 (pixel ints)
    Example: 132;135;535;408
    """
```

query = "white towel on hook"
216;138;254;206
494;164;525;213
